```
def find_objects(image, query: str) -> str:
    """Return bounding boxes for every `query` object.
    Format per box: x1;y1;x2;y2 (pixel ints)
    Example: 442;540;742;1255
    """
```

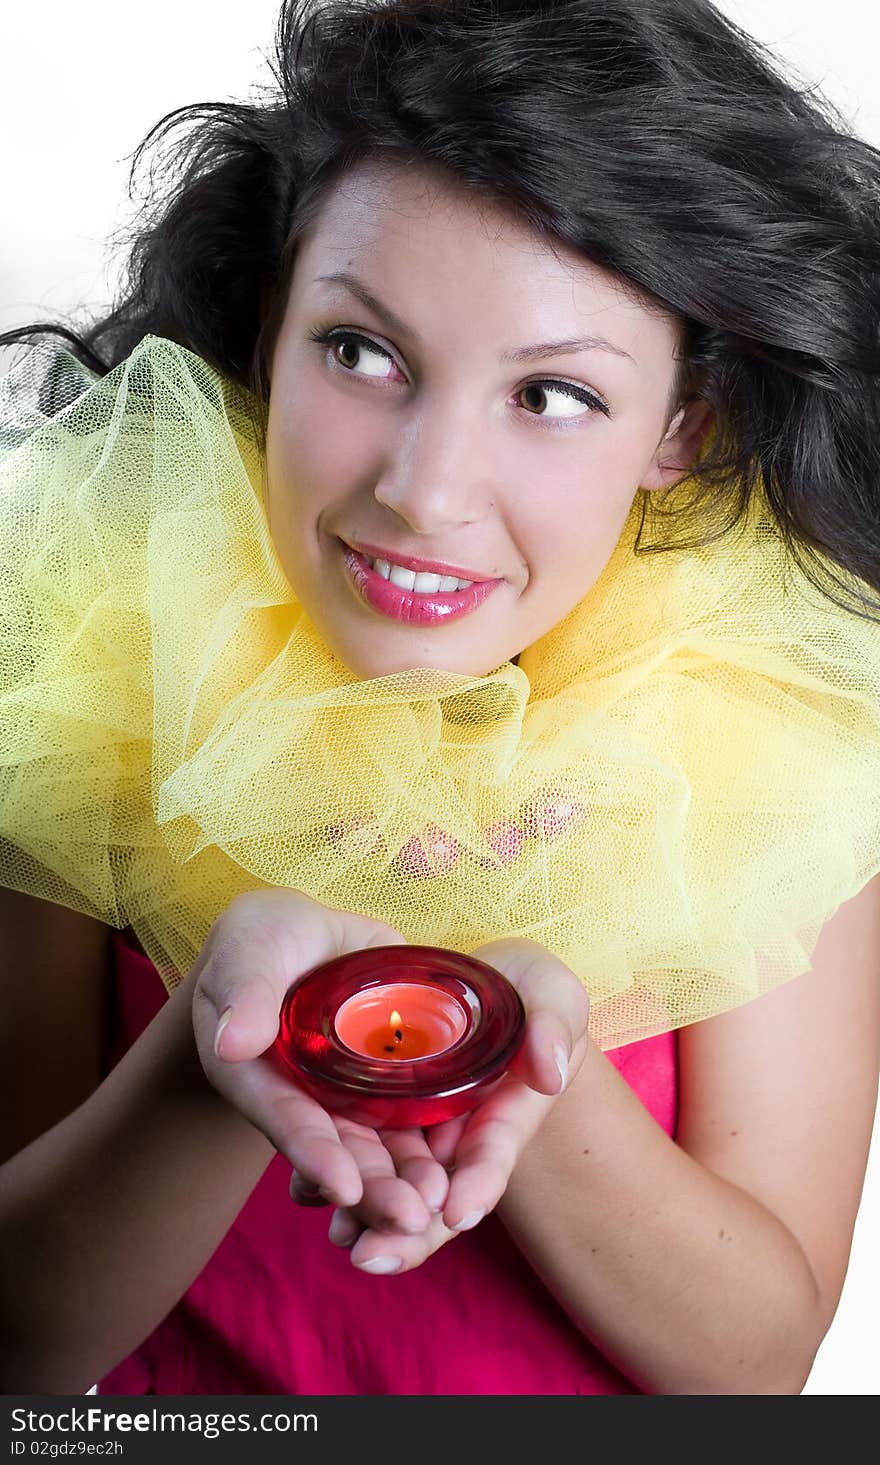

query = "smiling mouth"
339;543;502;626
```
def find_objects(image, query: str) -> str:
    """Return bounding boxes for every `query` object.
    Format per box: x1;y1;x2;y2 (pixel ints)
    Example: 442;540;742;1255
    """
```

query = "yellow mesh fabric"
2;333;880;1049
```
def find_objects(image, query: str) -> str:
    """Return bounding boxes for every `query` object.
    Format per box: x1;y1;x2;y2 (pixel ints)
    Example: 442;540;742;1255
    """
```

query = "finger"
469;937;591;1096
287;1121;444;1218
423;1112;469;1167
334;1120;433;1234
442;1118;519;1231
512;1007;573;1096
348;1212;457;1276
381;1129;450;1214
328;1207;363;1249
289;1173;331;1208
441;1079;546;1230
201;1049;364;1206
288;1118;406;1208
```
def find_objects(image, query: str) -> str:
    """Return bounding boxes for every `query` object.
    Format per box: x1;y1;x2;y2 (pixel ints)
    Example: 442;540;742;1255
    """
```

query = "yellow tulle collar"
2;333;880;1048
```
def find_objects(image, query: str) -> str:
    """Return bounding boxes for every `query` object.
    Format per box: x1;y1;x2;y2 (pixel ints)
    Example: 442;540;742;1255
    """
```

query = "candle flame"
389;1009;402;1027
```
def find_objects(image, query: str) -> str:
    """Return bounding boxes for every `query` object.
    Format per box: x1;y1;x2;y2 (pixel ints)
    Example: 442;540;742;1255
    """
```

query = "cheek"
267;387;382;515
517;454;639;590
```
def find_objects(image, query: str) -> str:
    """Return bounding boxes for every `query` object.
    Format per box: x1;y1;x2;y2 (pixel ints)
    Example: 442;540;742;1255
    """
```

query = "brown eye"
518;380;608;420
310;326;397;379
336;338;361;369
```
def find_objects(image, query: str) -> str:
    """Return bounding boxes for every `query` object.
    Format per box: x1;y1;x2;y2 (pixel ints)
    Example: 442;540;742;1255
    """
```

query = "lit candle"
334;983;469;1060
272;945;526;1128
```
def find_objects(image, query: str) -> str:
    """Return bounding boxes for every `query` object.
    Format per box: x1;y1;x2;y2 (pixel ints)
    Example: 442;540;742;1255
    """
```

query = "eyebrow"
312;271;637;365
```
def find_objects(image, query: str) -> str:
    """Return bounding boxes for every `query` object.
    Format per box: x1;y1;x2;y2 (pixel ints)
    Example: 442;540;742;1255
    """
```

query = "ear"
640;396;714;492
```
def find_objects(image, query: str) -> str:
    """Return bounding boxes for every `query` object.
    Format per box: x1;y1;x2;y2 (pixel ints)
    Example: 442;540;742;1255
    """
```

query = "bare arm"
0;956;276;1394
496;874;880;1394
0;889;113;1167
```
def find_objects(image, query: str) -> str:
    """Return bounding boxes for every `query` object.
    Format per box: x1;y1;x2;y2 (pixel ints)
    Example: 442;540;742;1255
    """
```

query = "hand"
290;937;591;1274
188;889;452;1230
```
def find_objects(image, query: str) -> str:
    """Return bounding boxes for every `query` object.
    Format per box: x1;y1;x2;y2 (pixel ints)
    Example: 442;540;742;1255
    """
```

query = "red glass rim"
275;944;526;1099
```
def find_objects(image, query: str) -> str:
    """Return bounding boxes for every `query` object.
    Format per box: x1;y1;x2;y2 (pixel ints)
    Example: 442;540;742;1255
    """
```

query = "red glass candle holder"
273;945;526;1128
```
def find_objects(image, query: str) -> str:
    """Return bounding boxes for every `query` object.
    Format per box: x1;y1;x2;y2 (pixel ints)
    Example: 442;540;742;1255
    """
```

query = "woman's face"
265;159;709;679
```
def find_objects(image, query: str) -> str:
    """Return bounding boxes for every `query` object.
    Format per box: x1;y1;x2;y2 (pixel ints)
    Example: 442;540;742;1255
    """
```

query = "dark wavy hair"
5;0;880;616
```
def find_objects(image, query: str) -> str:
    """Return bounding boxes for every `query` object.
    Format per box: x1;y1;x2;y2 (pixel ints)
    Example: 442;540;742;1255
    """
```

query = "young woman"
2;0;879;1395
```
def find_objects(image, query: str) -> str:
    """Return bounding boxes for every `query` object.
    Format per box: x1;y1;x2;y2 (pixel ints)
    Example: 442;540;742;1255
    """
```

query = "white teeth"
412;571;442;593
388;564;416;590
363;554;474;593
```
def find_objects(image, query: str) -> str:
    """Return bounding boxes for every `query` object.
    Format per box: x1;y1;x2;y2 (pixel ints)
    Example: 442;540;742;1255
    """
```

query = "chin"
335;640;498;681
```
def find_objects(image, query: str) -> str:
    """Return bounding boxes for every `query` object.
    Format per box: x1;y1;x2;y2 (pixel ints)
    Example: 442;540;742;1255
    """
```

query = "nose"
372;404;491;534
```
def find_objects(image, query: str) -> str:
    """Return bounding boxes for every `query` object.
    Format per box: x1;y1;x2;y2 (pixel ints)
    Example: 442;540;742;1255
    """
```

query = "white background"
1;0;878;1396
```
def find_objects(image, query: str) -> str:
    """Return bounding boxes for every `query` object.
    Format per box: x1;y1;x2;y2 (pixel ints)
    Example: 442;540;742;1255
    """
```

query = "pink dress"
97;930;678;1396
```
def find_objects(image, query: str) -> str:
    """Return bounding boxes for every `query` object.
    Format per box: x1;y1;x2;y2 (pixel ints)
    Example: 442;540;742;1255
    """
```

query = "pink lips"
341;545;502;626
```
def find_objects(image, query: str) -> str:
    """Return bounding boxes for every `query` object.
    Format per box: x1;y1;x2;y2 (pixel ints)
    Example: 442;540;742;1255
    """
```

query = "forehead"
290;158;678;349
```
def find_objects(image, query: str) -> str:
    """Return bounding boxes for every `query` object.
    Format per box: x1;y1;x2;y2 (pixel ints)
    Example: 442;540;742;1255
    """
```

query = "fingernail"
452;1208;485;1232
214;1006;234;1058
355;1256;403;1274
328;1212;357;1247
553;1043;568;1093
288;1174;322;1203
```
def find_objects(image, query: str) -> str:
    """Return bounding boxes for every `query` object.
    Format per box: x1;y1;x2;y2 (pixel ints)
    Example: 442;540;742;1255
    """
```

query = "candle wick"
394;1028;403;1042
